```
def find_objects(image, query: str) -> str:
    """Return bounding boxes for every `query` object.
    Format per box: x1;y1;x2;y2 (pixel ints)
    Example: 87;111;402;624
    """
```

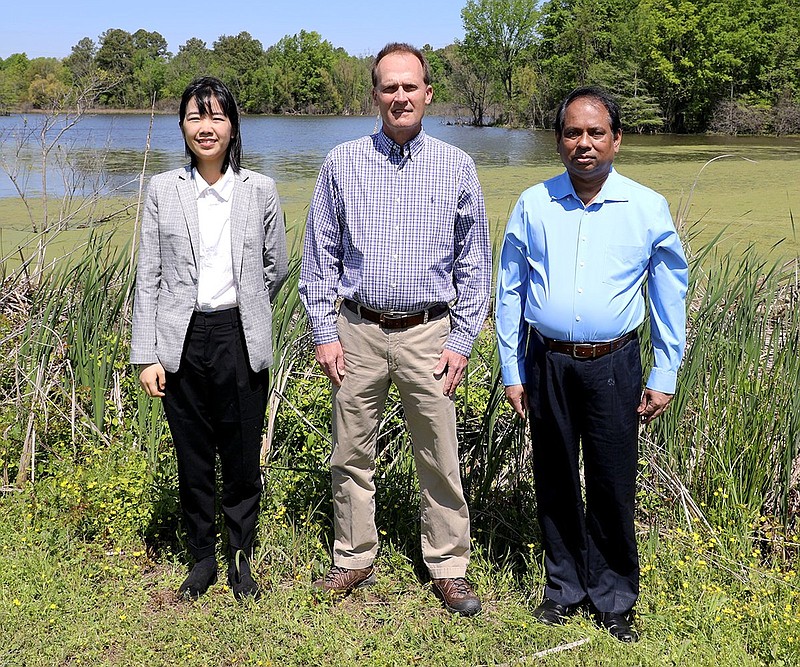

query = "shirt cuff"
646;367;677;394
312;324;339;346
444;332;475;358
500;362;526;387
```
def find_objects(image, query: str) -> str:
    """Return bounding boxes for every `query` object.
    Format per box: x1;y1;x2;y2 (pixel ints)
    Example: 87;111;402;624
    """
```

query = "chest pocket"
602;245;649;286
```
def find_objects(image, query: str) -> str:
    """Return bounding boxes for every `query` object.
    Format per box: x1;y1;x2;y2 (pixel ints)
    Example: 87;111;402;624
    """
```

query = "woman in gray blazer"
131;77;287;601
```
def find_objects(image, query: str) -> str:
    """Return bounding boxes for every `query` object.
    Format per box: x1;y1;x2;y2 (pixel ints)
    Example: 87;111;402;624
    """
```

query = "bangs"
191;90;230;118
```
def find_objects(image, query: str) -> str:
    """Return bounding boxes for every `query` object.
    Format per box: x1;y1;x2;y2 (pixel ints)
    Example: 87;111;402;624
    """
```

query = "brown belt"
343;299;448;330
543;330;637;359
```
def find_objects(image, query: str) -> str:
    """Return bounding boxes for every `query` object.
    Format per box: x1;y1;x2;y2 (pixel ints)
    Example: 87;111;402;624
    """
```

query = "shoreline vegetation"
1;217;799;665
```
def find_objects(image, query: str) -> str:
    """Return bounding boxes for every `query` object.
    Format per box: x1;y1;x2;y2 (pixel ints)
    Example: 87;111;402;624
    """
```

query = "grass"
1;489;798;666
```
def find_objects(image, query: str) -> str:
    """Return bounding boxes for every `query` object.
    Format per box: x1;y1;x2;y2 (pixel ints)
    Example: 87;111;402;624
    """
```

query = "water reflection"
1;112;799;198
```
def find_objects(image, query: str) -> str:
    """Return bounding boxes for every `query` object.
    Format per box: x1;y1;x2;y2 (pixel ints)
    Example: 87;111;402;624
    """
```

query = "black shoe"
228;550;261;601
596;611;639;642
532;597;575;626
177;556;218;601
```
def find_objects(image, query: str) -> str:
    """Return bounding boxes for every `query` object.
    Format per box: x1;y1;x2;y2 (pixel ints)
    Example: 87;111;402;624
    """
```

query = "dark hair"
178;76;242;173
371;42;431;88
555;86;621;137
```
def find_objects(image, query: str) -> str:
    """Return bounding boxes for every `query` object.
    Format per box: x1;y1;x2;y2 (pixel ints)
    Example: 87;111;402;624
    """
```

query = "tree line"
1;0;798;134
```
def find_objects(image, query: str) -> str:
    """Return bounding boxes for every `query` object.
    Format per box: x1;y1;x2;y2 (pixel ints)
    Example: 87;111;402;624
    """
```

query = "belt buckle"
572;343;596;359
379;311;406;326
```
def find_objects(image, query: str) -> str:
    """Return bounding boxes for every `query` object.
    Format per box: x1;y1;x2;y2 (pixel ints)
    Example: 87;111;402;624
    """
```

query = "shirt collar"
192;166;235;202
374;127;427;160
550;167;629;205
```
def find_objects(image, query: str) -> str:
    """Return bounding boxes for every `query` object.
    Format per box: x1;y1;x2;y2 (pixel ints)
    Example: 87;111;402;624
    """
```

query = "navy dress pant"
526;331;641;614
163;308;268;561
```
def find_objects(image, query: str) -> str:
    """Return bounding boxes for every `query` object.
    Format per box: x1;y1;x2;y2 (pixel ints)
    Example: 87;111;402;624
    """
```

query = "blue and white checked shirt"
496;168;688;393
299;129;491;357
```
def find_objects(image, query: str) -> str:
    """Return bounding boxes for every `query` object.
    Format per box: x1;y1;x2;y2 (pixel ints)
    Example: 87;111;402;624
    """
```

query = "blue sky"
4;0;465;60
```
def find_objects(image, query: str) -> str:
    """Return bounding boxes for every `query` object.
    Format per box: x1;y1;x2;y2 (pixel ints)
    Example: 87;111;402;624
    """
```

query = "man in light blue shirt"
495;86;688;642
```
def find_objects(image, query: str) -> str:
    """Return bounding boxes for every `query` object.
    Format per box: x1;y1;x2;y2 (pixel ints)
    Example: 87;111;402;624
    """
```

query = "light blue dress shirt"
496;168;688;394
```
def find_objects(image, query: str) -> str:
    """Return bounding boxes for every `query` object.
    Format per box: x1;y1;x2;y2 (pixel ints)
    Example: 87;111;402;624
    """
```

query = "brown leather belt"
544;330;637;359
343;299;448;330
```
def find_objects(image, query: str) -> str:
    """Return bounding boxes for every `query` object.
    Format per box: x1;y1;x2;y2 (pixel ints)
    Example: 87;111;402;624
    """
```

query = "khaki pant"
330;306;471;578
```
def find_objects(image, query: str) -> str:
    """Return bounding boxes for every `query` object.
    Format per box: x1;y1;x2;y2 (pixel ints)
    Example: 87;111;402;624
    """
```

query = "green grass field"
2;490;798;666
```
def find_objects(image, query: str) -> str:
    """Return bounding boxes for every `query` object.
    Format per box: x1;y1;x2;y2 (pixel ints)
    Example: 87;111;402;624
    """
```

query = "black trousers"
526;331;641;614
162;308;268;561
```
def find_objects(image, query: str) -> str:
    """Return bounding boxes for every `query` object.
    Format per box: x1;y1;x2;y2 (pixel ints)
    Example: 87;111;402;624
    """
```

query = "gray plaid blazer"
130;166;288;373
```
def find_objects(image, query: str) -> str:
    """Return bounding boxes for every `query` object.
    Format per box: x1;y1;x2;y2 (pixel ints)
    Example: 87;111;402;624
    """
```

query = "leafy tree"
757;0;800;101
444;44;494;126
23;58;69;108
213;32;267;112
0;53;31;107
96;28;135;106
266;31;340;113
132;29;169;60
460;0;540;116
164;38;215;99
422;45;453;103
330;51;371;115
131;30;169;106
64;37;97;84
96;28;135;76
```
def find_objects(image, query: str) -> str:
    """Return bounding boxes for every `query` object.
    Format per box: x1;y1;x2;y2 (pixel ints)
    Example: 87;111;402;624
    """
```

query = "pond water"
1;112;799;199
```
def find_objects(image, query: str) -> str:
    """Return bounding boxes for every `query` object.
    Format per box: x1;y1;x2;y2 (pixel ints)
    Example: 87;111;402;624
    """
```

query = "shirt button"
579;261;585;268
575;315;582;322
581;236;587;242
577;288;583;294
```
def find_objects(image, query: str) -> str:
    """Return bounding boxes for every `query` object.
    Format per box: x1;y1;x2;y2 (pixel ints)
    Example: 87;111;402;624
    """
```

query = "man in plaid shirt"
299;42;491;616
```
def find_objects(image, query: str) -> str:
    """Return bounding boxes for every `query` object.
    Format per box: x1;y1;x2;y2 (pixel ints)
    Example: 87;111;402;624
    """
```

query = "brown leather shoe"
432;577;482;616
313;565;376;593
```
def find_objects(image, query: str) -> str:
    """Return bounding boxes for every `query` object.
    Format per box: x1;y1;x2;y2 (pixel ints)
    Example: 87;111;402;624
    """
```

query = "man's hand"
139;363;166;398
504;384;527;419
434;349;469;397
637;388;673;424
315;341;346;386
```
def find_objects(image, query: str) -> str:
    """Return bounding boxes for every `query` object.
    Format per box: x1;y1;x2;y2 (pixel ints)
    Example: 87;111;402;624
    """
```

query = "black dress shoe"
228;550;261;601
177;556;218;601
596;611;639;642
532;597;575;625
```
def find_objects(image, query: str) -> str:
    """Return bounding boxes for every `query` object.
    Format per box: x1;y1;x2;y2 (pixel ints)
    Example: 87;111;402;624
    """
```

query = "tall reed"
3;225;799;562
1;231;164;486
645;245;800;532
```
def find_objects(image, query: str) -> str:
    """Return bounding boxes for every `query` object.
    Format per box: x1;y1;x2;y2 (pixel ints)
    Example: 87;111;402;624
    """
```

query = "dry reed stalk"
478;637;592;666
125;92;157;317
